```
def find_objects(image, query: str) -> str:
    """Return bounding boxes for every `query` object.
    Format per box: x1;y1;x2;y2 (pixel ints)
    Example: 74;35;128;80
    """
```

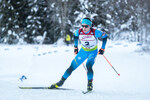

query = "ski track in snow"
0;40;150;100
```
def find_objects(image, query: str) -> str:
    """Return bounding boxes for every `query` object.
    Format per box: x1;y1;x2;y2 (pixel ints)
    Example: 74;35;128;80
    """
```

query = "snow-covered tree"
0;0;150;49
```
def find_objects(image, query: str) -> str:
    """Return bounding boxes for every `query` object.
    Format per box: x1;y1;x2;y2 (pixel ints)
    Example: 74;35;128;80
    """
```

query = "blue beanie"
81;18;92;27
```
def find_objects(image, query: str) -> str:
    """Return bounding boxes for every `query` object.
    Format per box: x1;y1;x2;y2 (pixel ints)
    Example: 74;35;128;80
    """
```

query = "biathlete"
49;17;108;92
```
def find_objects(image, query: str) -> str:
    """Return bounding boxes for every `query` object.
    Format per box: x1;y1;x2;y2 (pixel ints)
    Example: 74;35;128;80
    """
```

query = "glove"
98;48;105;55
74;46;78;55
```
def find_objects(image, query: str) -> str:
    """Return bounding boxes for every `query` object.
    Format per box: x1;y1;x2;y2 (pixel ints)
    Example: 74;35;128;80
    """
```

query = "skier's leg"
50;49;88;88
86;49;98;91
63;48;88;79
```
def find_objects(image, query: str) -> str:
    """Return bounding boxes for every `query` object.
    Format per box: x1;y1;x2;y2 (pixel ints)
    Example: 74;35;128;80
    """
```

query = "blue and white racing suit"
63;28;107;81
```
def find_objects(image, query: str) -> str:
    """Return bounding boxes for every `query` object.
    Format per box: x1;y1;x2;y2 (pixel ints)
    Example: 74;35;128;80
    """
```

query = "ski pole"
103;55;120;76
82;63;88;72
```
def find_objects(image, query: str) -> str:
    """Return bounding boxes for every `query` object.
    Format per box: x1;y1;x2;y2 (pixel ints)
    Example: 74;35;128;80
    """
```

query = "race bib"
79;34;97;49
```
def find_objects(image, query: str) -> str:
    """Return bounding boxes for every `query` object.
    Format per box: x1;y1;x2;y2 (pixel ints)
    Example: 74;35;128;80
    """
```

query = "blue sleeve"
95;29;108;49
95;30;103;38
95;29;107;38
74;29;79;47
74;29;79;37
101;37;107;49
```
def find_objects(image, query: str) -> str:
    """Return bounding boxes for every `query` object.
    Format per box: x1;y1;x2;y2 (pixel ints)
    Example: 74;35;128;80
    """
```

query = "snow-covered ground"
0;40;150;100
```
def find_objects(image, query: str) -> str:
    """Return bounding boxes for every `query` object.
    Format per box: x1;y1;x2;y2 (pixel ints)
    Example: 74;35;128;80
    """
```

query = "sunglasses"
82;25;89;28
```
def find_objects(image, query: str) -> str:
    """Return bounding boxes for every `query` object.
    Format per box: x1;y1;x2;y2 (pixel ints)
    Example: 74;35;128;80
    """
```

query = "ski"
82;90;93;94
19;86;93;94
19;86;73;90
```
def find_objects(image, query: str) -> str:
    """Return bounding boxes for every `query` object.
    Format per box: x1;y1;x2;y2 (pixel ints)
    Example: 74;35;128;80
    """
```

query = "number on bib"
85;41;89;46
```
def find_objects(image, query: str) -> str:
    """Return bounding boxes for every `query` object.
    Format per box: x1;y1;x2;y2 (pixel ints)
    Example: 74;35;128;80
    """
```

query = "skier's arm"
74;29;79;54
95;30;108;55
101;34;107;49
74;36;78;47
74;29;79;47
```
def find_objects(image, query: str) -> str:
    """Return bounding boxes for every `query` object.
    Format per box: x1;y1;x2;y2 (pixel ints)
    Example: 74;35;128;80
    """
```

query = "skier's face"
82;24;90;33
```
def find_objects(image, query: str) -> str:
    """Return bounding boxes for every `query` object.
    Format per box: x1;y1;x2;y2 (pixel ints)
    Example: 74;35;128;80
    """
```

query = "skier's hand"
74;46;78;55
98;48;105;55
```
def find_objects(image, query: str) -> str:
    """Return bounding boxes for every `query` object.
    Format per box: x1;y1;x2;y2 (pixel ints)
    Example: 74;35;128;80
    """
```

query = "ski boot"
49;77;66;89
87;80;93;91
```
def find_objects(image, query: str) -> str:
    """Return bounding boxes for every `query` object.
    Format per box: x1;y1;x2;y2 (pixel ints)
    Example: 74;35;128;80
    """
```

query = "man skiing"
49;17;108;92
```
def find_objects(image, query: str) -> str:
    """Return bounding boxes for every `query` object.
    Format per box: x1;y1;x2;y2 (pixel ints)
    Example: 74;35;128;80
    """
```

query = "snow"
8;30;12;35
106;14;111;19
0;40;150;100
106;20;111;24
